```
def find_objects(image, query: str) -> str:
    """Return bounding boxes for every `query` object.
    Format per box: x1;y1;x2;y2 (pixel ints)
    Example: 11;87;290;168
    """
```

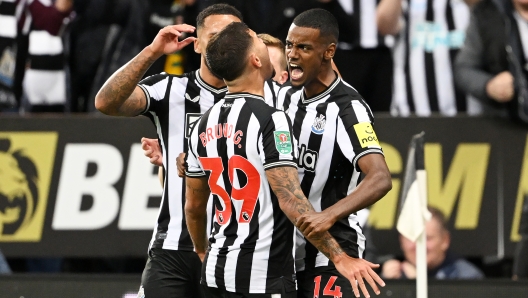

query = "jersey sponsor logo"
185;93;200;103
311;114;326;135
274;131;292;154
185;113;202;138
298;144;318;172
200;123;243;148
411;22;465;52
354;122;380;148
0;132;57;241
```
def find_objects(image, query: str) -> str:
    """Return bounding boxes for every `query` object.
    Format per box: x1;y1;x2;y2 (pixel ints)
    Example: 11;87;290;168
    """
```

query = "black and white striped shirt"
0;0;22;106
278;76;383;271
139;70;227;252
139;71;280;252
391;0;470;116
324;0;392;50
186;93;298;294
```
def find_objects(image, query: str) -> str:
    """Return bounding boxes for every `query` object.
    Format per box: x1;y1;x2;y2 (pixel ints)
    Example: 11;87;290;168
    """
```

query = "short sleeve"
337;101;383;171
137;73;171;115
260;111;298;170
185;117;206;177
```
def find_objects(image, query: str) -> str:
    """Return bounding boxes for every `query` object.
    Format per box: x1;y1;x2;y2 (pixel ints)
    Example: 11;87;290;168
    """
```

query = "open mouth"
289;63;304;80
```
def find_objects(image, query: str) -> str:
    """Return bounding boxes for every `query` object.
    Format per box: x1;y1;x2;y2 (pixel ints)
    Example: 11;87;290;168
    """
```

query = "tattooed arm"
266;166;386;298
185;176;210;261
95;24;196;116
266;166;344;260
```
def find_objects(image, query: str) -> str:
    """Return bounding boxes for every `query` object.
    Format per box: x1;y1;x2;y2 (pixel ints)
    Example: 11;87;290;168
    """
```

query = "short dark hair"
196;4;243;29
292;8;339;44
206;22;252;81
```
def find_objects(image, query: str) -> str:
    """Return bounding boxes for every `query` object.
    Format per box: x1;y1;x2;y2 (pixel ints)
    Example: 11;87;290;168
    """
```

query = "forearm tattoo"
99;50;157;114
267;167;344;259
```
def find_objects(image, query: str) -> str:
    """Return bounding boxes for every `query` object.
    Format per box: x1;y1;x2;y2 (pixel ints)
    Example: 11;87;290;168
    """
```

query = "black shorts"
296;266;354;298
203;285;297;298
138;248;204;298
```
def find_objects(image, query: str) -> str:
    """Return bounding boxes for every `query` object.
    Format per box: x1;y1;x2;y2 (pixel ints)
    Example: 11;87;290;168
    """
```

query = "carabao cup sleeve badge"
274;131;293;154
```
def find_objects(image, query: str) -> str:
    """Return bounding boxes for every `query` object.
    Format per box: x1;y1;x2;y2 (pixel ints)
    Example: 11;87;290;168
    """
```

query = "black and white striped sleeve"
337;101;384;171
185;117;206;177
137;73;170;115
259;111;298;170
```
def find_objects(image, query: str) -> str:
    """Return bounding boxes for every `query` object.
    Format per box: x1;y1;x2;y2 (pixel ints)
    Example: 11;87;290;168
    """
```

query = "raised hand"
148;24;197;58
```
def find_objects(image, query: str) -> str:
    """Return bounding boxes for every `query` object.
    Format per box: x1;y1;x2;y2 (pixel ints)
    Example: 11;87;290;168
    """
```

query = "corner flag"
397;132;431;242
397;132;431;298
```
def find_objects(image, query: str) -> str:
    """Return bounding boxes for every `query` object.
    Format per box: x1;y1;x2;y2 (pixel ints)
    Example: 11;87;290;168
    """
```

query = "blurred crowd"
1;0;528;278
0;0;526;124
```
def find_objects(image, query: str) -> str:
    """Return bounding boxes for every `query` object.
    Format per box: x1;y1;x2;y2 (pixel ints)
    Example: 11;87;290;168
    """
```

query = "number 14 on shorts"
314;275;342;298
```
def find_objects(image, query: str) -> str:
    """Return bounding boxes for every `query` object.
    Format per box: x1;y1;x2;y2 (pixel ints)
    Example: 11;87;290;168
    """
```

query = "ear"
278;70;289;84
194;38;201;54
250;53;262;68
324;43;337;61
441;231;451;251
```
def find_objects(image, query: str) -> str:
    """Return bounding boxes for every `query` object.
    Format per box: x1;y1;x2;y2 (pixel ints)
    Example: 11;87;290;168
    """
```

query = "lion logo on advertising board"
0;132;57;242
0;138;39;235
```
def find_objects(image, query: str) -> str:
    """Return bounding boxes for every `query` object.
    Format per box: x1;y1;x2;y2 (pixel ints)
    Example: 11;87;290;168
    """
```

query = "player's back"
187;93;297;294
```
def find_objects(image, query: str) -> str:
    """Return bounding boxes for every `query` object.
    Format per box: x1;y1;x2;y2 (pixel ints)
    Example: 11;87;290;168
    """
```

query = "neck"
226;69;266;96
514;1;528;21
304;63;336;98
199;57;226;88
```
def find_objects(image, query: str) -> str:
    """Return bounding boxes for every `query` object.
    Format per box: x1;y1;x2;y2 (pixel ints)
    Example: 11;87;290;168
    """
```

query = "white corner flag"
397;131;431;240
396;132;431;298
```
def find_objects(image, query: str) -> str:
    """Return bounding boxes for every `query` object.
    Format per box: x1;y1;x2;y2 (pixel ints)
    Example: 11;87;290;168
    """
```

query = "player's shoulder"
277;83;302;108
329;79;375;123
331;78;363;101
332;79;372;107
242;94;277;111
234;93;284;121
139;71;192;87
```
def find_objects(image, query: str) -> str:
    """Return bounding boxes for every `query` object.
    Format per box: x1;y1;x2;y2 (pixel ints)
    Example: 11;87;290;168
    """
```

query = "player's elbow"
185;196;208;220
94;91;111;114
184;199;201;217
377;170;392;197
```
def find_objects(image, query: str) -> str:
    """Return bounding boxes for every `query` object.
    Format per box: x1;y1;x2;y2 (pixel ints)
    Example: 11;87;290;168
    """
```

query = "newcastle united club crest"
311;114;326;134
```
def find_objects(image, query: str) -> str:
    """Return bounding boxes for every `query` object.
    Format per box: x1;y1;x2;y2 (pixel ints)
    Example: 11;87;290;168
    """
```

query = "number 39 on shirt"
199;155;260;225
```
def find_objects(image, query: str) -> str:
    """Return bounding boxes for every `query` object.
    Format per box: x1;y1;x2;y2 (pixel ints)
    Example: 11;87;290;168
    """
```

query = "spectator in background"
381;206;484;280
144;0;187;78
69;0;149;113
21;0;73;113
454;0;528;123
258;33;289;84
317;0;393;112
0;0;71;113
377;0;477;117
